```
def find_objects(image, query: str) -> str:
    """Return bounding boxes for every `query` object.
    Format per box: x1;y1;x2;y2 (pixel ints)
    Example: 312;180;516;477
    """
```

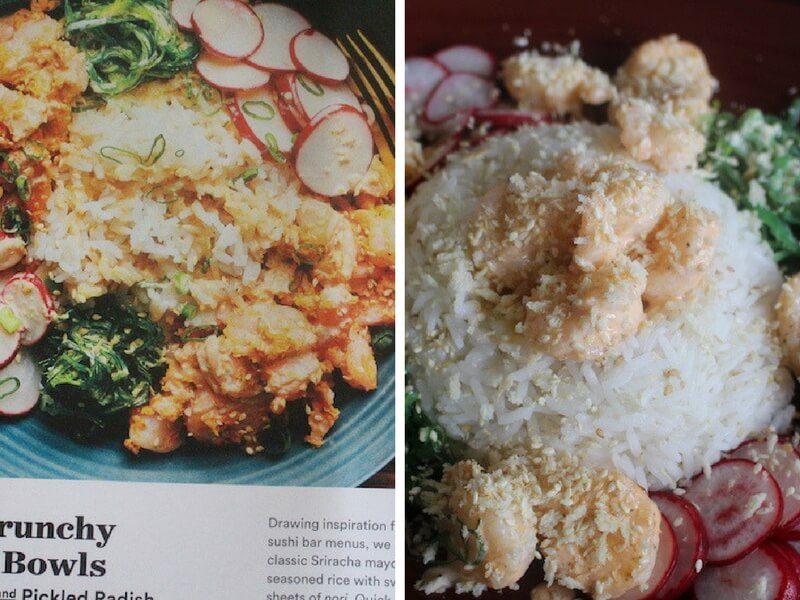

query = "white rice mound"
406;123;795;490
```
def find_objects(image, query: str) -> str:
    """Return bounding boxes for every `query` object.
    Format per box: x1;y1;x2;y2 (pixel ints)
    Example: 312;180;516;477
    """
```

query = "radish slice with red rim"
420;109;471;142
770;543;800;598
170;0;201;30
0;234;26;271
615;516;677;600
294;105;373;197
423;73;498;124
245;3;310;72
291;73;361;121
433;45;496;77
191;0;263;60
290;29;350;84
694;545;793;600
233;88;295;158
2;273;54;346
196;53;271;91
406;57;448;110
0;351;39;417
650;492;708;599
0;302;20;370
685;458;783;565
730;438;800;528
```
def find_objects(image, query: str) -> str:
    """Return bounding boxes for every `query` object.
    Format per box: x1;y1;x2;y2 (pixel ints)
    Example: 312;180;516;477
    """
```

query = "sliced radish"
0;234;26;271
616;515;677;600
170;0;201;30
0;351;39;416
473;108;552;130
191;0;264;59
196;52;271;91
731;438;800;528
420;109;471;142
294;105;373;197
694;545;794;600
290;29;349;84
291;73;360;121
245;3;310;72
406;57;448;110
651;492;708;599
769;543;800;599
2;273;54;346
233;88;295;155
0;303;20;369
685;458;783;565
433;45;496;77
780;520;800;542
423;73;498;124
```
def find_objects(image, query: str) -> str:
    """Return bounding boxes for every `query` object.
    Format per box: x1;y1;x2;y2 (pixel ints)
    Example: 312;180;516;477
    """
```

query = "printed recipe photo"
0;0;395;488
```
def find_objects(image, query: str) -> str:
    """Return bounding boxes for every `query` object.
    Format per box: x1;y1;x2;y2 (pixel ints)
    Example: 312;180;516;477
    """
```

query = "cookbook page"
0;0;396;598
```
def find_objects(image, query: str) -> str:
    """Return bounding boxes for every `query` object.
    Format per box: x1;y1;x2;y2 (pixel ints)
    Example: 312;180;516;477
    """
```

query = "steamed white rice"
406;123;795;489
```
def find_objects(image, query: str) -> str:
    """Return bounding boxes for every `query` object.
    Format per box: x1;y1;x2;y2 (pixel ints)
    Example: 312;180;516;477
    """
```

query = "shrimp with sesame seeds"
571;160;670;270
502;51;615;117
610;35;716;172
419;459;540;592
418;451;661;599
524;256;647;362
776;273;800;376
642;201;720;305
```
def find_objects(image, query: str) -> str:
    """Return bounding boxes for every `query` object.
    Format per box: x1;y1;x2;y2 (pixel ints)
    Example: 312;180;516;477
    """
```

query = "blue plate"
0;356;394;487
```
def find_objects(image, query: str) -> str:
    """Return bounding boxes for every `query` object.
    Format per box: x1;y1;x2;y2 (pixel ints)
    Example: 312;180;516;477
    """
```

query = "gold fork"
336;31;395;171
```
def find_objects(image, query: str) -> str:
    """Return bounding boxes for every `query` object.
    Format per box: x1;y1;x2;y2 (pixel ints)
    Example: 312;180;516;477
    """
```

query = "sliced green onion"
233;167;259;183
180;302;198;320
0;376;20;400
242;100;276;121
143;134;167;165
264;133;287;164
174;149;185;157
171;272;191;295
0;306;21;334
99;146;140;165
14;176;29;202
297;74;324;97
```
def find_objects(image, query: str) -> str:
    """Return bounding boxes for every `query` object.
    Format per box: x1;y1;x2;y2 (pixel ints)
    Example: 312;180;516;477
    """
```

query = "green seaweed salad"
65;0;200;96
37;296;166;441
700;98;800;272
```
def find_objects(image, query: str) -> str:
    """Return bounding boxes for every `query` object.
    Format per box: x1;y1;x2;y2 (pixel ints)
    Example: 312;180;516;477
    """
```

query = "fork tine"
356;30;395;84
336;37;395;162
345;33;395;110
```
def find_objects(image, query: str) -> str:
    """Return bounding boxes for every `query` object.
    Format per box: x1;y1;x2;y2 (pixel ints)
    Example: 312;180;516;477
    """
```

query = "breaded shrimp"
502;51;615;117
470;174;579;291
421;460;540;592
611;35;715;172
614;35;716;120
642;201;720;305
419;451;660;599
573;160;670;270
525;256;647;361
537;471;660;599
776;273;800;376
610;97;706;172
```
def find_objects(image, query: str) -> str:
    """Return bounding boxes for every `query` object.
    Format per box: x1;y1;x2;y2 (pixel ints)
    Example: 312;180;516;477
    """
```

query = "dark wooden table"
405;0;800;597
361;459;395;489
